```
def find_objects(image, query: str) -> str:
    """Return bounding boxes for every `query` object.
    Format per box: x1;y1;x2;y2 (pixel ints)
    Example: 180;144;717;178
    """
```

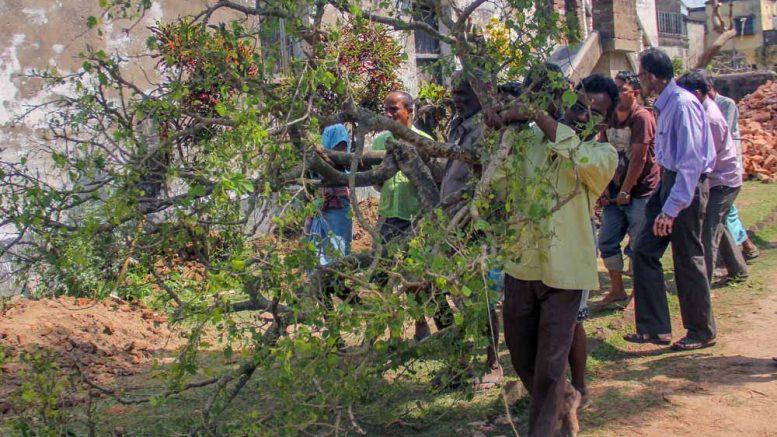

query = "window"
413;6;444;85
657;11;687;35
413;7;441;56
260;18;302;74
734;15;756;36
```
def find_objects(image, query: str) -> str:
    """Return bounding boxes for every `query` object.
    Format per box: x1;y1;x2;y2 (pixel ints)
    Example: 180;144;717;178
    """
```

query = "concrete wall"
686;20;706;68
0;1;216;165
636;0;659;47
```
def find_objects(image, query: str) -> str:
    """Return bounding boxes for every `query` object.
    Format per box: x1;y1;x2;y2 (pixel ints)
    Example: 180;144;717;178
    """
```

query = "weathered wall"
686;20;705;68
0;0;209;165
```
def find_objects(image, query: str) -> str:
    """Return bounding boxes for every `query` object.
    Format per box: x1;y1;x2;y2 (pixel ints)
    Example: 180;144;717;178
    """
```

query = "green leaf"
562;89;577;107
82;61;92;73
461;285;472;298
99;0;109;7
231;259;246;271
86;16;98;29
214;103;227;117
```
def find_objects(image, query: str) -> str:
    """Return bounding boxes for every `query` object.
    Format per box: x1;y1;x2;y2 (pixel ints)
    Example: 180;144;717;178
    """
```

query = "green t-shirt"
371;126;434;221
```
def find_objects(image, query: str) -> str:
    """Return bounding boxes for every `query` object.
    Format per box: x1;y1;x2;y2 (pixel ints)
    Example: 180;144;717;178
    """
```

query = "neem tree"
1;0;575;433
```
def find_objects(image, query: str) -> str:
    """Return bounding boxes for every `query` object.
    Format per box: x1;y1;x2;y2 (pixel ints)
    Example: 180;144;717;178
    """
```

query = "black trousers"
632;171;716;342
703;185;747;281
503;275;581;437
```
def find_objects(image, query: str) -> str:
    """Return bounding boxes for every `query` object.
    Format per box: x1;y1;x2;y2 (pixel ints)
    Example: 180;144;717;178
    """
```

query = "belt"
662;169;708;182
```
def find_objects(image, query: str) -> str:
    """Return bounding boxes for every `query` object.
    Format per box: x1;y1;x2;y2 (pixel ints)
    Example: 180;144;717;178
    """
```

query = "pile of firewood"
739;81;777;182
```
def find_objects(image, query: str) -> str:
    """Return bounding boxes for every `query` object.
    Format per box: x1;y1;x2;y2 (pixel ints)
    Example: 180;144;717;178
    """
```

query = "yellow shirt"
493;123;617;291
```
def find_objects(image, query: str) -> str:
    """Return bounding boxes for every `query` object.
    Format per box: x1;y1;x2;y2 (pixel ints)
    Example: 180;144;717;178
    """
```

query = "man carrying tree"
433;70;502;391
491;74;619;436
370;90;435;342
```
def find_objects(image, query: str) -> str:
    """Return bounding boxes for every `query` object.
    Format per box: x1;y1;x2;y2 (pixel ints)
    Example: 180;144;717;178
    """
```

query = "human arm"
548;123;618;195
617;110;655;204
616;144;647;205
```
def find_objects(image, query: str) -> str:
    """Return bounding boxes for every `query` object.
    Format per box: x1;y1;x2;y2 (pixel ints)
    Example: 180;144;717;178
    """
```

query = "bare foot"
560;387;582;437
594;292;628;307
472;366;503;391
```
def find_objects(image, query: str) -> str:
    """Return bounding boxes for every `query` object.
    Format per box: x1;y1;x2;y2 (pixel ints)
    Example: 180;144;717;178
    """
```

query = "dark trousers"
377;217;456;330
503;275;581;437
703;185;747;281
632;171;716;342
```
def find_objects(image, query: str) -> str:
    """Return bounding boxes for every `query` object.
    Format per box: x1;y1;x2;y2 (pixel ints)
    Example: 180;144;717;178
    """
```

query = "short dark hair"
386;90;414;112
576;74;620;118
615;71;640;90
639;48;674;81
497;82;524;97
677;69;710;96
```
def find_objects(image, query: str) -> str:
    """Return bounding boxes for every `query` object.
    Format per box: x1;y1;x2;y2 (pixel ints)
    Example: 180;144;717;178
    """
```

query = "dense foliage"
0;0;584;434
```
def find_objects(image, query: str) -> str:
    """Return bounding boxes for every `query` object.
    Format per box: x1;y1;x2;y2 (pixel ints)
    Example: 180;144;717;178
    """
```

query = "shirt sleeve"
630;110;655;146
662;104;707;218
370;132;391;151
549;124;618;195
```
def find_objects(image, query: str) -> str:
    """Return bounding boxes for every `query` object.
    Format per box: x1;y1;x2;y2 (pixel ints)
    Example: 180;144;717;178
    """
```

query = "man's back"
703;98;741;188
440;112;482;209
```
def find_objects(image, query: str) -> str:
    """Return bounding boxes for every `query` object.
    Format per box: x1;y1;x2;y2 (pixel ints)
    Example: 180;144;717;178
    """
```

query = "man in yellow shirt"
492;74;618;436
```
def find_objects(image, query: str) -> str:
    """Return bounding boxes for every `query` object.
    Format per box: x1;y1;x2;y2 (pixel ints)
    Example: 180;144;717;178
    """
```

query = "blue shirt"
654;80;716;217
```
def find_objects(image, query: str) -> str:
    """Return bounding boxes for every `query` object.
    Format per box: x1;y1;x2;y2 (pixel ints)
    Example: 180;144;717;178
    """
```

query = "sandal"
623;333;671;345
670;337;716;351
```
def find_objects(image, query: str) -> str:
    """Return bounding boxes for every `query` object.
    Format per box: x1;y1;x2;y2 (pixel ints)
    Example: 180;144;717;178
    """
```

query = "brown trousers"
503;275;581;437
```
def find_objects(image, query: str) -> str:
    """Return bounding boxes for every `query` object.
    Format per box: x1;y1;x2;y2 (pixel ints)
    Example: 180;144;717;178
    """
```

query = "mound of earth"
0;297;184;391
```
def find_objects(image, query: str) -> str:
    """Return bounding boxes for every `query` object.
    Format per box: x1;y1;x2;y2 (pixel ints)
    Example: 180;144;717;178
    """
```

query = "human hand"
497;102;537;124
652;212;674;237
484;107;505;130
315;146;336;166
615;191;631;206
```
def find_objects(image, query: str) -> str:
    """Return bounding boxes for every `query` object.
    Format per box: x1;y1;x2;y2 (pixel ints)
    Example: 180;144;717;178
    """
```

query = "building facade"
689;0;777;69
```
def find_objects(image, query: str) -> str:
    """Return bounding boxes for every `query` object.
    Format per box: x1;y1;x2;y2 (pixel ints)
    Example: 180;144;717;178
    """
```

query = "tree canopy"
0;0;584;433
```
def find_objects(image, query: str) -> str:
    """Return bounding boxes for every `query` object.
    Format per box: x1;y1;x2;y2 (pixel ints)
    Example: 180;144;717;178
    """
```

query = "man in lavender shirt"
677;70;748;283
623;48;718;351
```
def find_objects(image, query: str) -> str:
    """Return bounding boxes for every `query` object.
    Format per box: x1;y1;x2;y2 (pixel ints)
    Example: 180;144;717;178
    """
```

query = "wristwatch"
618;191;631;198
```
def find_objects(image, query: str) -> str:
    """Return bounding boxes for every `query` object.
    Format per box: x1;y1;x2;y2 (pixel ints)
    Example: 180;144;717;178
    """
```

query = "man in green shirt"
492;75;618;436
371;91;434;242
371;91;435;342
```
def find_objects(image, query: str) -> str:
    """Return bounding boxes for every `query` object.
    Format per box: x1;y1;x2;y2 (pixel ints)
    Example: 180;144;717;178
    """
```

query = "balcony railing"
657;11;687;36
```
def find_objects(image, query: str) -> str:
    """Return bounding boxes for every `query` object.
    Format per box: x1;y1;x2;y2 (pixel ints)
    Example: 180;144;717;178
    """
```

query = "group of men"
309;46;758;436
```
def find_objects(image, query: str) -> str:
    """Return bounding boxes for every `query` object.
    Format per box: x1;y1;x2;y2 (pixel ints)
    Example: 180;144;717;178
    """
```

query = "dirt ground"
583;276;777;436
0;297;185;404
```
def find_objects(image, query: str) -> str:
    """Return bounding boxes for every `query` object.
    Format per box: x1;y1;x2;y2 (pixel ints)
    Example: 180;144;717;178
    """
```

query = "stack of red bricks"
739;81;777;182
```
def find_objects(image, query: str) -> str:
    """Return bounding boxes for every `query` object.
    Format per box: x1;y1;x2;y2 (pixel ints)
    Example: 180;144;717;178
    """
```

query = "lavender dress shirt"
703;97;742;189
654;80;716;217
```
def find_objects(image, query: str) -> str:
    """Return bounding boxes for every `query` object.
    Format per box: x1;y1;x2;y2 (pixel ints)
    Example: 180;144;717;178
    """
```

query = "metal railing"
657;11;687;36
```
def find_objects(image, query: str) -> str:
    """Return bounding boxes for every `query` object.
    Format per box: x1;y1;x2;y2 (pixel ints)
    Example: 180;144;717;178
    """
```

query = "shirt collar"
701;96;713;111
654;79;677;113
